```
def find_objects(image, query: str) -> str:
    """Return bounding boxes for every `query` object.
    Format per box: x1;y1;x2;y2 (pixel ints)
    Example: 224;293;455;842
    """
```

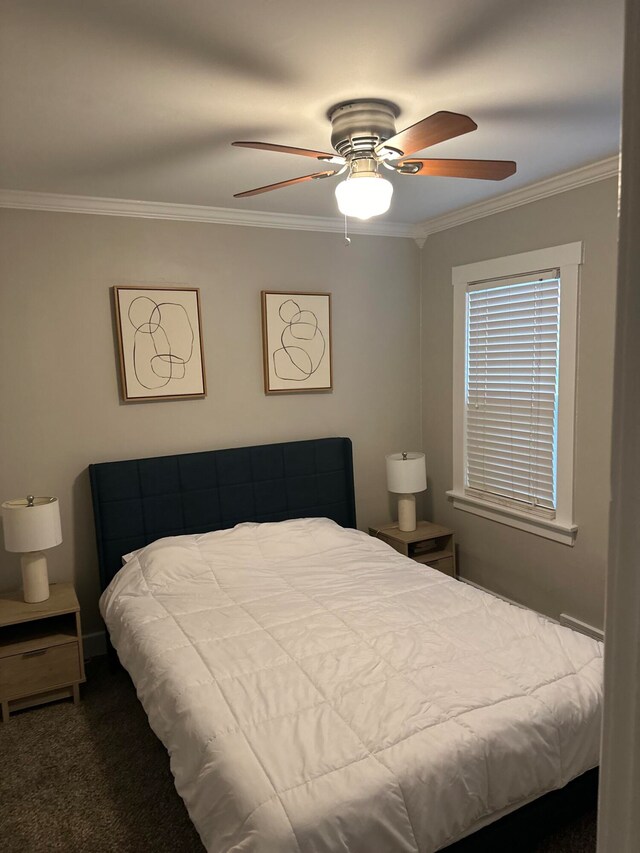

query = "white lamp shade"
386;452;427;494
335;174;393;220
1;497;62;553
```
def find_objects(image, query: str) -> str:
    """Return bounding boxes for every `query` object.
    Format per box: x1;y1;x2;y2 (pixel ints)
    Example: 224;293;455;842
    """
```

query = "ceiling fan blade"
376;111;477;158
233;170;337;198
232;141;344;163
398;158;517;180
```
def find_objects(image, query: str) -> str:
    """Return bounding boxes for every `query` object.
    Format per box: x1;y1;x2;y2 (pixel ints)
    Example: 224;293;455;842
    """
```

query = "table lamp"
1;495;62;603
386;452;427;532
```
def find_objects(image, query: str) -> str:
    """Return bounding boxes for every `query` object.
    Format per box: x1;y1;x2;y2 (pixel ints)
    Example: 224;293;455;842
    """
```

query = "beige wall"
0;210;420;632
0;180;618;637
421;177;619;630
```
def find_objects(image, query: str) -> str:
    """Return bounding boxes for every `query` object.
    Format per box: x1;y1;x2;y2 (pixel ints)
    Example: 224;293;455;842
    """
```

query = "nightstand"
0;583;86;721
369;521;457;578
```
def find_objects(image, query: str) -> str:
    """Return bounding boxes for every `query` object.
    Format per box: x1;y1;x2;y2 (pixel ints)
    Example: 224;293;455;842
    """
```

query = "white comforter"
100;518;603;853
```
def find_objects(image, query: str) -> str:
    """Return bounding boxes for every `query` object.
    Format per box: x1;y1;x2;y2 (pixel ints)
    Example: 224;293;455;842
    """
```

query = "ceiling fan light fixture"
335;172;393;220
233;102;515;207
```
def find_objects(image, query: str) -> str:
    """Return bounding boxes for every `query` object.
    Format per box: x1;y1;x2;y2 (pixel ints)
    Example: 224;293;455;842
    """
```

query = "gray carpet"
0;657;597;852
0;658;203;852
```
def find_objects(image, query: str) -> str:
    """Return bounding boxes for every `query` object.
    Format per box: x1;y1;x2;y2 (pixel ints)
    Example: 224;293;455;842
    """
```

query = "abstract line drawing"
113;286;206;402
272;299;326;381
262;291;332;394
128;296;194;389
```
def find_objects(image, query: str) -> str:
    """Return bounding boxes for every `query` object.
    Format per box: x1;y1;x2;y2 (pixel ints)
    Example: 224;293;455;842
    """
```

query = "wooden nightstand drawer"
0;583;85;720
0;641;80;701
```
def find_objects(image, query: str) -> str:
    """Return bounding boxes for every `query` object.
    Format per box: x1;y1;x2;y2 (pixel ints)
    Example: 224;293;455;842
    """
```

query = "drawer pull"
23;649;47;659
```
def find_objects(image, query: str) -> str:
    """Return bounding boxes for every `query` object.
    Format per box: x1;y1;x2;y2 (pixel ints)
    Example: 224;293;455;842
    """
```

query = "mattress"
100;518;603;853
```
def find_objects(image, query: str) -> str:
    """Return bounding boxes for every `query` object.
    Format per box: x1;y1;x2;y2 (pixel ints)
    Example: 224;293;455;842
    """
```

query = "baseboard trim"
459;577;528;610
83;630;107;659
559;613;604;642
460;578;604;641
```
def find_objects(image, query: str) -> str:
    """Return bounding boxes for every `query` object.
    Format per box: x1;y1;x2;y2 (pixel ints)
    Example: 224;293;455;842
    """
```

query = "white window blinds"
465;270;561;514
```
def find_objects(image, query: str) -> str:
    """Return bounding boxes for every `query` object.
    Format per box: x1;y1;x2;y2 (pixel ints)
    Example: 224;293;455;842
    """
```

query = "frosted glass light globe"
335;174;393;220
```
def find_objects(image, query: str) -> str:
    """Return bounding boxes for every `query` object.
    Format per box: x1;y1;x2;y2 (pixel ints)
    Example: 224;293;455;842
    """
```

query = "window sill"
446;490;577;546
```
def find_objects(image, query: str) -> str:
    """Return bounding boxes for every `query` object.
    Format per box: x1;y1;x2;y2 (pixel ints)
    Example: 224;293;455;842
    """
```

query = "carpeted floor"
0;657;598;852
0;657;203;853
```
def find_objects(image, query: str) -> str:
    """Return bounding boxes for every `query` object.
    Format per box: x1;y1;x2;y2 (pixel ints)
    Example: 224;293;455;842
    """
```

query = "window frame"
448;242;582;545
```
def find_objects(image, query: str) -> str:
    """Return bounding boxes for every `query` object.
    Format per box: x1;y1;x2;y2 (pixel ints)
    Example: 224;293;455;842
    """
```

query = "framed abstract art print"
261;291;332;394
113;286;206;402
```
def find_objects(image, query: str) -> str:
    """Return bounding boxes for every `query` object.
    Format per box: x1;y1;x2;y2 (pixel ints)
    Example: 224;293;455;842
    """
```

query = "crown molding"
414;154;620;239
0;188;417;239
0;154;619;244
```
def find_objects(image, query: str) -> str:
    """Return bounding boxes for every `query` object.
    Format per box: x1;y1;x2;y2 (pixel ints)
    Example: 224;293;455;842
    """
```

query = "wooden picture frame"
112;286;206;402
261;291;333;394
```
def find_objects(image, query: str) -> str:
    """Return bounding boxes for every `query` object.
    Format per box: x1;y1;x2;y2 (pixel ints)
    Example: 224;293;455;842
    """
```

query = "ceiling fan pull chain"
344;214;351;246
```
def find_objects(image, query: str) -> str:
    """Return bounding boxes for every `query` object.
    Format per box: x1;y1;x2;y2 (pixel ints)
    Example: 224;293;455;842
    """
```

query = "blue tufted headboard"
89;437;356;591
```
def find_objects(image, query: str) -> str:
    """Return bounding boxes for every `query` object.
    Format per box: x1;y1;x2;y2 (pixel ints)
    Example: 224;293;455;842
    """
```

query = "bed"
90;437;603;853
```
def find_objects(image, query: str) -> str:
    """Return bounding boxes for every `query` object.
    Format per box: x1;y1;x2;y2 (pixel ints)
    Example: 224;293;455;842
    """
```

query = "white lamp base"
397;494;417;532
20;552;50;603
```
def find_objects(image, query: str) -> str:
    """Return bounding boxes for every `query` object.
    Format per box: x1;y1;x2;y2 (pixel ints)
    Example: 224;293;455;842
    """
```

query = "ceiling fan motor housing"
328;100;399;159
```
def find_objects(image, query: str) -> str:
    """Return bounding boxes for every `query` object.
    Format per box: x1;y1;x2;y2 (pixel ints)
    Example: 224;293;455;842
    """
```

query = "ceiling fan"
232;100;516;220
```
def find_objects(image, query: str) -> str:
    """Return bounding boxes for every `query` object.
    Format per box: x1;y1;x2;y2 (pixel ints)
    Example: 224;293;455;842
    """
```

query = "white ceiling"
0;0;625;226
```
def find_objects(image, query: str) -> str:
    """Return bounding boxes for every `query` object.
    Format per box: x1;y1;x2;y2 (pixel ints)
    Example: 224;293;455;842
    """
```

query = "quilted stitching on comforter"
100;518;603;853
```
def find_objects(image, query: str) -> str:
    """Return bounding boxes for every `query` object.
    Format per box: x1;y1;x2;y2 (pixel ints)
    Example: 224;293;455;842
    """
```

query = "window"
466;272;560;512
449;242;582;545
